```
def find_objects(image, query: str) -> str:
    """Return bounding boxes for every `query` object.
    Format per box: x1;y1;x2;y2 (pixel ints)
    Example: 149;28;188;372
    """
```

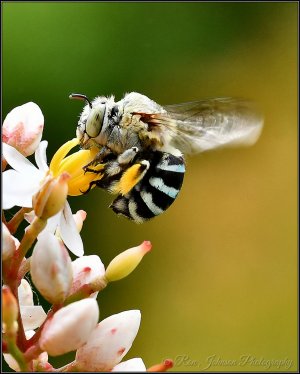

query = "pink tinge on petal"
20;305;47;331
112;358;146;372
73;210;87;233
75;310;141;371
70;255;105;295
3;102;44;156
59;202;84;257
39;299;99;356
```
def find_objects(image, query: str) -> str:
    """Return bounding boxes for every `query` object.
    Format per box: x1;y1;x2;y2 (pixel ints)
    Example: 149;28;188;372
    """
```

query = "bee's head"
70;93;108;148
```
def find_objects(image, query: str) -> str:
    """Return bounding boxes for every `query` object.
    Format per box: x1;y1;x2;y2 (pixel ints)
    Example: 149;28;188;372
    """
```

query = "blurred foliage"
2;2;297;372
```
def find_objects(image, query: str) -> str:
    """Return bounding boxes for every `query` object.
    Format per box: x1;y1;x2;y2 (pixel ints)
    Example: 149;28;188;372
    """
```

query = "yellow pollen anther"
49;138;105;196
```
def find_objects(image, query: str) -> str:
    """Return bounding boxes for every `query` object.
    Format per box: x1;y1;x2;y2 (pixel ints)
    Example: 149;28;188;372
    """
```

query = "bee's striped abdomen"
110;151;185;223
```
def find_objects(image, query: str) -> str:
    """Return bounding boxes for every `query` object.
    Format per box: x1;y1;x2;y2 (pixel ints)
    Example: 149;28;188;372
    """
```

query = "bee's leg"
117;147;139;165
116;160;150;195
83;146;112;173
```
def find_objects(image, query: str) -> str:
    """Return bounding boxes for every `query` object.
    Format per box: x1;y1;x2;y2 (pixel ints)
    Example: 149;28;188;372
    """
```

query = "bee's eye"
86;104;106;138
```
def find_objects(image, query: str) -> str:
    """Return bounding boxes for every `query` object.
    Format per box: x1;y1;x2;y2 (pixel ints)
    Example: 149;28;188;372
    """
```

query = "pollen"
49;138;104;196
117;162;149;195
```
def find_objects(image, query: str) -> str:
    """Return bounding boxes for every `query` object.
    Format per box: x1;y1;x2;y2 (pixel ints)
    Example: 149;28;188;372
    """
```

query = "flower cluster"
2;103;173;372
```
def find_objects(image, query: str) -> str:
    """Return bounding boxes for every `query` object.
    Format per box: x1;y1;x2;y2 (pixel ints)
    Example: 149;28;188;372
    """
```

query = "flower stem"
6;207;32;235
13;216;47;275
6;337;28;371
18;257;31;281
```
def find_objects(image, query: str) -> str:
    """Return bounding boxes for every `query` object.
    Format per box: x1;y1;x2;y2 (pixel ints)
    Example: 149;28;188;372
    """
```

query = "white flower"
39;298;99;356
2;142;84;256
70;255;105;299
75;310;141;371
2;102;44;157
112;358;146;372
2;223;16;261
18;279;47;331
31;232;73;304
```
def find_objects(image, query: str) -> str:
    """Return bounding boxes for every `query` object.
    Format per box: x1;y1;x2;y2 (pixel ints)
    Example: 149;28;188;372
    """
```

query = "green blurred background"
2;2;297;372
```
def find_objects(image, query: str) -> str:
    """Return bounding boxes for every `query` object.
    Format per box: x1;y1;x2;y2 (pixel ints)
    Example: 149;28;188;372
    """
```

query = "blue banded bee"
70;92;263;223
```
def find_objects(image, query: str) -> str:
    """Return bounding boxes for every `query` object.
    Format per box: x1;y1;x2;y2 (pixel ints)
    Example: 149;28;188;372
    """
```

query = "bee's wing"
153;98;263;154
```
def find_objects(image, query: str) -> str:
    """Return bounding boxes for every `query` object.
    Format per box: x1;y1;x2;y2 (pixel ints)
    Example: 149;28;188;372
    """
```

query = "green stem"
6;338;28;371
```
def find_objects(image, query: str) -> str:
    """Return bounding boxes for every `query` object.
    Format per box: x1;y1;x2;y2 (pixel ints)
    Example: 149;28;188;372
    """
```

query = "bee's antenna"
69;93;93;109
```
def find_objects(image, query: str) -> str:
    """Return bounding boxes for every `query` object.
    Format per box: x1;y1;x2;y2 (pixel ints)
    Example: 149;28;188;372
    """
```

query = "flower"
2;223;17;261
70;255;105;299
2;286;18;334
105;241;152;282
30;232;73;304
75;310;142;371
112;357;146;372
39;298;99;356
2;141;96;256
18;279;47;331
2;102;44;157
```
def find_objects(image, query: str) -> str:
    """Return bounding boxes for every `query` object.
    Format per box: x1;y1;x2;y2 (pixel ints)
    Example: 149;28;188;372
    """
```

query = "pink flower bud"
2;286;18;334
39;298;99;356
2;102;44;156
30;232;73;304
75;310;141;371
2;223;16;261
70;255;105;298
73;210;87;233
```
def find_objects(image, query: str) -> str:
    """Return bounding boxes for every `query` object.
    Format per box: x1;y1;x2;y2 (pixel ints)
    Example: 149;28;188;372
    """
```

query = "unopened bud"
105;241;152;282
33;172;69;220
31;232;73;304
2;102;44;157
39;298;99;356
2;286;18;334
75;310;141;371
70;255;105;297
73;210;87;232
2;223;16;261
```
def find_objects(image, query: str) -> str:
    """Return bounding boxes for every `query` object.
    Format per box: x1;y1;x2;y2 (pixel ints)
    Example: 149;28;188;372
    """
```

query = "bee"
70;92;263;223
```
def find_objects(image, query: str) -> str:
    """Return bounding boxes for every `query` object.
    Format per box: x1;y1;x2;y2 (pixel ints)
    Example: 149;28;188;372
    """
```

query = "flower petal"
40;299;99;356
2;169;41;209
70;255;105;296
35;140;49;172
20;305;47;331
43;212;61;233
2;102;44;157
2;143;38;174
59;202;84;257
112;358;146;372
18;279;34;306
75;310;141;371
